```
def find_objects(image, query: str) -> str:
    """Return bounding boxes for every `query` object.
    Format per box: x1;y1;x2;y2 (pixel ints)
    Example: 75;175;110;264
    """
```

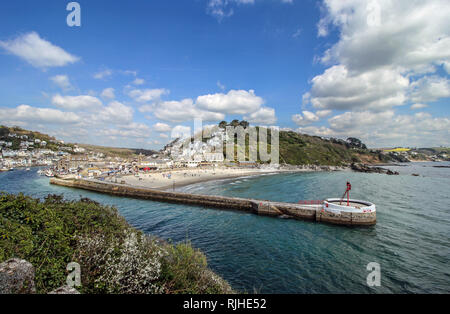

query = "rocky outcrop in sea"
351;163;399;175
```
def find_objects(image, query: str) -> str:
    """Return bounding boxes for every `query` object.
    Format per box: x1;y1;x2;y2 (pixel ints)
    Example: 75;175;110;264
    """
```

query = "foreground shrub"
160;242;233;294
0;192;233;294
77;230;165;294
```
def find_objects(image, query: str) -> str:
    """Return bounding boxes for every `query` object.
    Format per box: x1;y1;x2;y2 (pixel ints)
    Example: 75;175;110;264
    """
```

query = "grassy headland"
278;131;384;166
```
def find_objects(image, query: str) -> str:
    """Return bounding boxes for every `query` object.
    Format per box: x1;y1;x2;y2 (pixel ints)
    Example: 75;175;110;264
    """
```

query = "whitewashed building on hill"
204;152;224;162
73;146;86;153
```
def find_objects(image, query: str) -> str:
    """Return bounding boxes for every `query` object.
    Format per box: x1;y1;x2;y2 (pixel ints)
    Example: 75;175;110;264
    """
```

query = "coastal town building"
73;146;86;153
56;155;89;170
204;152;224;163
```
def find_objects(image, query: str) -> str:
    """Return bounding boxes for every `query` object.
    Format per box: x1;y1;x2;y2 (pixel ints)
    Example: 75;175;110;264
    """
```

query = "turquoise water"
1;162;449;293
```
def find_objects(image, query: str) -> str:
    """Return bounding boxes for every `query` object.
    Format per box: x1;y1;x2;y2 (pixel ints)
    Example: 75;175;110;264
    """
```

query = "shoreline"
161;171;281;190
101;166;348;191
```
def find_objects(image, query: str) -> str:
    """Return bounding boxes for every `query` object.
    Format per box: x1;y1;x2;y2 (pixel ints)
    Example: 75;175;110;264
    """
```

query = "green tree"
239;120;249;129
230;120;240;128
347;137;367;149
218;121;228;129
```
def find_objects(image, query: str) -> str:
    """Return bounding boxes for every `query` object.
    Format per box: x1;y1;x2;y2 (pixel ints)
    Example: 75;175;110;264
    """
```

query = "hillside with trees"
216;121;389;166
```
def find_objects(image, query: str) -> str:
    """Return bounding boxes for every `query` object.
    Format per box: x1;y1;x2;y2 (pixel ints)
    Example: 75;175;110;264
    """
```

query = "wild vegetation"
0;193;233;294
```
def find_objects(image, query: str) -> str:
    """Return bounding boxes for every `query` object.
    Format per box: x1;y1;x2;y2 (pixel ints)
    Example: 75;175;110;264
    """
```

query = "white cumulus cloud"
0;104;80;125
409;76;450;103
132;78;145;85
318;0;450;74
154;99;225;123
93;69;113;80
129;88;169;103
306;0;450;113
99;101;134;124
316;110;332;118
171;125;192;139
298;0;450;147
410;103;428;110
306;65;409;111
292;111;320;126
52;94;103;110
244;107;277;125
101;88;115;100
50;75;73;91
0;32;79;68
298;110;450;147
196;89;264;115
153;122;172;132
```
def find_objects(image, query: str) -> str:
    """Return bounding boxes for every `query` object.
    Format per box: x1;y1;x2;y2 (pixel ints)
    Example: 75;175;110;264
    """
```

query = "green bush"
159;241;233;294
0;192;233;294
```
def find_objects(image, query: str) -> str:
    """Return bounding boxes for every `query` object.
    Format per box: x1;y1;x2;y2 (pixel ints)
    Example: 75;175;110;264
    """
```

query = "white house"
73;146;86;153
204;152;224;163
190;153;203;163
2;150;17;158
186;161;199;168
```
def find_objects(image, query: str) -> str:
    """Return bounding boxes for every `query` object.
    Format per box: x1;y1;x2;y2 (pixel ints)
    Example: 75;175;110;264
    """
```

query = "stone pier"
50;178;376;226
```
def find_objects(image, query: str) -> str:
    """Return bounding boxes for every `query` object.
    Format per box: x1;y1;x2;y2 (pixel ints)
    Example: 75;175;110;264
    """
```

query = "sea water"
0;162;449;293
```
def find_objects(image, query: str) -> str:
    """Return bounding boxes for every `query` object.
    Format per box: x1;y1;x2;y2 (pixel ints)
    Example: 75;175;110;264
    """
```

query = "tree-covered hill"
215;121;389;166
278;131;387;166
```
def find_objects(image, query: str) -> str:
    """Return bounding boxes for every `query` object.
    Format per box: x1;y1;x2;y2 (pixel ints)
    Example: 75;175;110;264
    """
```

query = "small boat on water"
41;169;55;177
45;171;55;177
26;168;31;171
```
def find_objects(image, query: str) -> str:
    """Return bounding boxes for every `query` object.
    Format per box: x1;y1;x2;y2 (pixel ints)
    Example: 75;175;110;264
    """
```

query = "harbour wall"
49;178;376;226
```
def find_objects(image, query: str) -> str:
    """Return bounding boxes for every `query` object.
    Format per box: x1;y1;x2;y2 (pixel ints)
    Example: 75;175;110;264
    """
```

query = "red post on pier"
340;182;352;206
347;182;351;206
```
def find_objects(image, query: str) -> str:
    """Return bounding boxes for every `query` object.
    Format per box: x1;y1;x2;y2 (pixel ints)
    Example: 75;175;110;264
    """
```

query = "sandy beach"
104;167;284;190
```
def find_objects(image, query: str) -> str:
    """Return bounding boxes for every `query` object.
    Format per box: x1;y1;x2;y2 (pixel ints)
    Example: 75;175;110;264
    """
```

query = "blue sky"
0;0;449;148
